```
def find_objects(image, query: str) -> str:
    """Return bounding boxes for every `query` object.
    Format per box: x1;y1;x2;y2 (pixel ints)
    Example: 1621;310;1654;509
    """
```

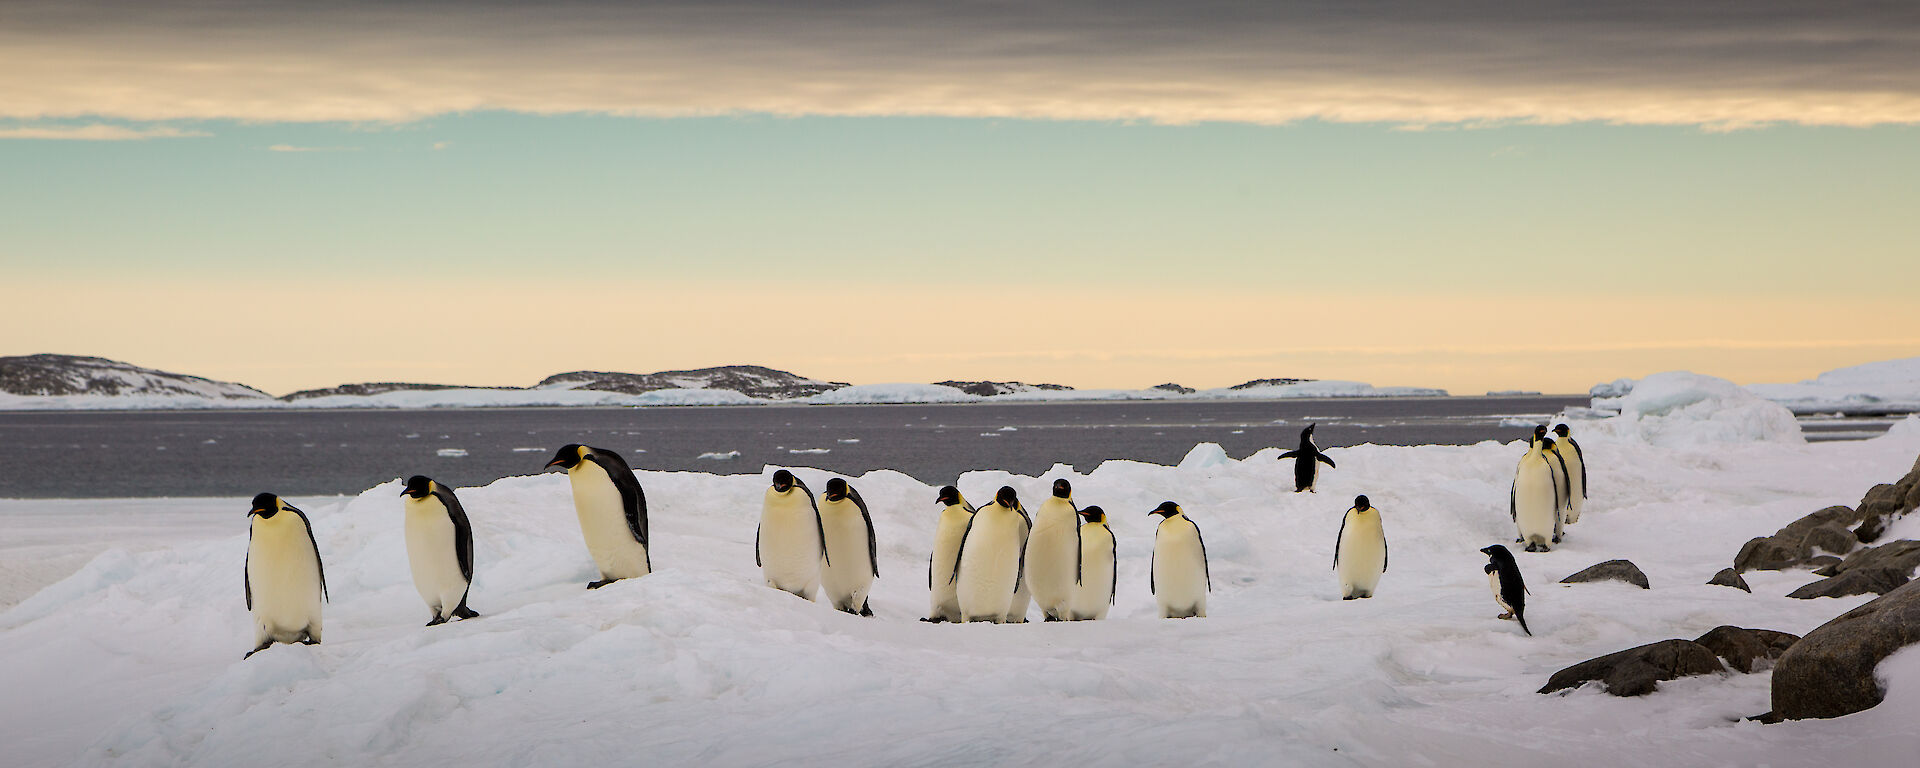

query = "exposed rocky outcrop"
1229;377;1314;390
1767;578;1920;720
1733;506;1868;572
1788;568;1912;599
0;354;272;401
1708;568;1751;592
1539;639;1727;697
538;366;847;400
280;382;496;401
1692;626;1799;673
1151;383;1196;395
932;380;1073;397
1561;559;1651;589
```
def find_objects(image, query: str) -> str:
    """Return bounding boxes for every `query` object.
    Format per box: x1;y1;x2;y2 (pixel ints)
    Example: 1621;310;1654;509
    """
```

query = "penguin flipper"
586;451;650;554
1074;506;1084;586
1572;439;1588;498
1107;528;1118;606
1509;482;1518;521
1278;450;1301;460
435;487;476;584
1333;513;1347;570
754;523;763;568
849;487;879;580
1195;521;1212;592
1317;453;1336;468
244;530;253;611
949;512;978;585
287;505;328;602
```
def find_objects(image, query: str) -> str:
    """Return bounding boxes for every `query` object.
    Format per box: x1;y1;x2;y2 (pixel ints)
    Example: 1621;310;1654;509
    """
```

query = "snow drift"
1748;357;1920;415
1588;371;1804;447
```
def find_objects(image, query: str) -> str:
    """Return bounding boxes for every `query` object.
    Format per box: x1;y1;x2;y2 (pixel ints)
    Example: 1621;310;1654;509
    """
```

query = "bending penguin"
1149;501;1210;618
400;476;480;626
1278;424;1337;493
1333;494;1387;600
817;478;879;616
953;486;1032;623
1532;425;1574;524
1068;506;1117;621
244;493;327;659
1480;544;1532;636
1511;435;1564;552
757;470;825;601
1024;478;1083;621
1553;424;1588;525
546;444;650;588
925;486;975;623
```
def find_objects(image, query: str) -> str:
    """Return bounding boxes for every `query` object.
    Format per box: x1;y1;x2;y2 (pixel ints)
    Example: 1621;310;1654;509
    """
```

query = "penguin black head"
995;486;1019;507
771;469;796;493
1303;424;1316;439
936;485;961;506
824;478;850;501
1353;495;1370;511
1149;501;1182;518
1553;424;1572;438
545;444;585;470
1539;436;1557;451
249;492;282;519
1078;505;1106;523
401;475;433;499
1533;424;1548;440
1480;544;1517;564
1052;479;1072;499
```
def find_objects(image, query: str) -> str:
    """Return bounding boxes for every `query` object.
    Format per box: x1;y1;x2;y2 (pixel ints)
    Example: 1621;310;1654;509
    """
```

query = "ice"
804;383;981;404
1587;371;1804;447
696;451;742;460
5;422;1920;766
787;448;830;455
1748;356;1920;414
435;449;469;457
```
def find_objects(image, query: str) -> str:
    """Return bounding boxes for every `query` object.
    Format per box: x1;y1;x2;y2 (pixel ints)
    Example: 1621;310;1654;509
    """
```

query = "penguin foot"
244;640;273;659
919;617;943;623
454;606;480;620
1497;612;1513;620
1552;534;1563;544
299;636;319;646
1341;595;1357;601
587;578;619;590
1043;615;1061;622
426;616;447;627
859;602;874;617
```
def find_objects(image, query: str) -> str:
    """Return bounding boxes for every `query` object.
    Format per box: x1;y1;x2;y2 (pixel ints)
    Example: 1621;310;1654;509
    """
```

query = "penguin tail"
1516;612;1533;636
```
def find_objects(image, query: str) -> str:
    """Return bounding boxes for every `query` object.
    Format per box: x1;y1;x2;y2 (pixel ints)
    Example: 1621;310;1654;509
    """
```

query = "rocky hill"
1230;377;1314;390
932;380;1074;397
0;354;272;401
536;366;847;400
279;382;504;401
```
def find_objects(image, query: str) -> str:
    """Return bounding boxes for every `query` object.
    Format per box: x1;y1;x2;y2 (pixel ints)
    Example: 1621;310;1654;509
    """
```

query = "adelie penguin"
924;486;975;623
757;470;825;601
817;478;879;616
953;486;1032;623
1552;423;1588;525
1480;544;1532;636
1023;478;1083;622
244;493;327;659
546;444;650;588
400;476;480;626
1510;434;1564;552
1149;502;1210;619
1278;424;1337;493
1068;506;1117;621
1333;495;1386;600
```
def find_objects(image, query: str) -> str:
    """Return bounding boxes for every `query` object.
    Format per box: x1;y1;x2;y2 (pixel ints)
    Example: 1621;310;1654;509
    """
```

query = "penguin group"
240;421;1588;657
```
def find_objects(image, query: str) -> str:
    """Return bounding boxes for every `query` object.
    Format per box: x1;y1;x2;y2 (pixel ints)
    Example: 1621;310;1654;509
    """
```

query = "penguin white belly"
1488;571;1513;615
1068;525;1115;620
568;461;649;580
956;509;1023;622
1562;452;1586;524
1023;500;1080;620
759;491;822;600
818;498;875;613
1548;449;1572;513
404;499;468;619
1335;512;1386;598
248;519;324;644
1005;517;1033;622
1153;520;1208;618
927;507;972;621
1514;459;1558;549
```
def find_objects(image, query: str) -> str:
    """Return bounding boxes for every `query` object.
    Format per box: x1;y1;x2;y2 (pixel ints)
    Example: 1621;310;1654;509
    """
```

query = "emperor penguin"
1511;435;1564;552
1532;425;1574;523
1333;494;1387;600
1149;502;1210;619
244;493;327;659
924;486;975;623
1480;544;1532;636
400;476;480;626
1067;506;1117;621
1552;424;1588;525
545;444;650;588
1278;424;1337;492
953;486;1032;623
1023;478;1084;621
757;470;825;601
817;478;879;616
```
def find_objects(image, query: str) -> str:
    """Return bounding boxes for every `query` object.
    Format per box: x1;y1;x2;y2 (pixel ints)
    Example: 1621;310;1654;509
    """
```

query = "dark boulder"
1854;515;1886;545
1803;524;1859;557
1788;567;1912;600
1769;578;1920;720
1692;626;1799;673
1707;568;1751;592
1539;639;1726;697
1734;536;1805;572
1561;559;1651;590
1831;539;1920;579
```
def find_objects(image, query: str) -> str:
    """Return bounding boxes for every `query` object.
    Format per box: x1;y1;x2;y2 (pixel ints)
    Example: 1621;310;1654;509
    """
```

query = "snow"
803;383;982;404
1748;356;1920;414
6;417;1920;766
1587;371;1805;447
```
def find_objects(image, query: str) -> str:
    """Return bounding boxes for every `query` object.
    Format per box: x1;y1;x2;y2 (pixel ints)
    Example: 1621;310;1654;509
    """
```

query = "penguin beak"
545;458;565;468
248;508;268;517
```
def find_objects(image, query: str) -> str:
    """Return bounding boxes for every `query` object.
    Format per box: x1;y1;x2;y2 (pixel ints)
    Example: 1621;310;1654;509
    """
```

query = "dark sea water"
0;396;1891;498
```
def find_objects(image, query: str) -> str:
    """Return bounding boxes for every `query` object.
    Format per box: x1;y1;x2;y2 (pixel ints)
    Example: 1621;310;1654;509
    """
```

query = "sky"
2;1;1917;395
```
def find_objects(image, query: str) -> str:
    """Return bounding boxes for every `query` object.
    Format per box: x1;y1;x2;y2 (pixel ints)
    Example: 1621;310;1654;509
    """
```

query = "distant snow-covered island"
0;354;1452;411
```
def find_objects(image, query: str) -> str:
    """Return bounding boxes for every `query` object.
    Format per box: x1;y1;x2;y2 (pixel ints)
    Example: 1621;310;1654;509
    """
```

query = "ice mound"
1591;371;1802;446
804;383;980;404
1747;356;1920;414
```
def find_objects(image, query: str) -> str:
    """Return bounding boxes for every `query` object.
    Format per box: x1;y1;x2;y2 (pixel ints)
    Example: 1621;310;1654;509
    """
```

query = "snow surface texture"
1589;371;1805;447
6;421;1920;766
1748;356;1920;414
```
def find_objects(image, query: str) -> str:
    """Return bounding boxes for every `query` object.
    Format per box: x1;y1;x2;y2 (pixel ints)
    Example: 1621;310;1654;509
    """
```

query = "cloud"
2;2;1919;129
266;144;359;152
0;123;208;140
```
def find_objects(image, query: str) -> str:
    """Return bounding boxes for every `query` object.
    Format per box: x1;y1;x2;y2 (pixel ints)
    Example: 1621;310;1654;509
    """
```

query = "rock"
1812;562;1840;577
1734;536;1806;572
1539;639;1726;697
1857;483;1906;522
1806;555;1843;571
1855;515;1886;544
1708;568;1752;592
1829;539;1920;579
1150;383;1196;395
1802;523;1859;556
1561;559;1651;589
1787;567;1912;600
931;380;1074;397
1692;626;1799;673
1769;578;1920;720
